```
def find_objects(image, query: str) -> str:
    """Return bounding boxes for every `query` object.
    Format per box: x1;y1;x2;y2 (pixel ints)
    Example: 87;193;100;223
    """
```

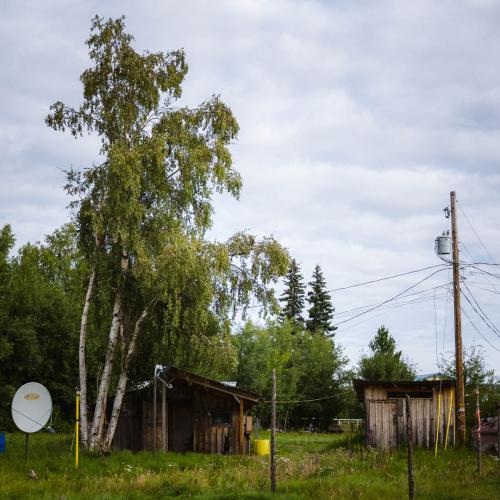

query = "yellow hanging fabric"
434;390;441;458
444;390;453;451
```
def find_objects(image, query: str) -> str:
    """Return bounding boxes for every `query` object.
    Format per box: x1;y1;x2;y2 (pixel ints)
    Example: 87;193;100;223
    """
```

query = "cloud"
1;0;500;371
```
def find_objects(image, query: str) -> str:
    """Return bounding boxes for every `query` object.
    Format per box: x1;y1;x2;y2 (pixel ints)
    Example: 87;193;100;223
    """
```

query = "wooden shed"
353;379;456;450
112;367;261;454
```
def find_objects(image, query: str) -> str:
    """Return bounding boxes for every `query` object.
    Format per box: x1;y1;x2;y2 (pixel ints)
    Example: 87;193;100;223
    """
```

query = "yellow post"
76;390;80;468
434;391;441;458
444;390;453;451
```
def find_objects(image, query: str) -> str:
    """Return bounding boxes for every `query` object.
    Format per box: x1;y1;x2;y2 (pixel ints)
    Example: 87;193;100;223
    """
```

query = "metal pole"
24;433;28;463
406;395;414;500
476;387;481;474
271;368;276;493
153;367;157;454
450;191;466;445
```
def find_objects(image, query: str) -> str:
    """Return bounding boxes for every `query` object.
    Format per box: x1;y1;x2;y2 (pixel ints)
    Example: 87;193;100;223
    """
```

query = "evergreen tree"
279;259;306;327
358;325;415;381
306;264;336;335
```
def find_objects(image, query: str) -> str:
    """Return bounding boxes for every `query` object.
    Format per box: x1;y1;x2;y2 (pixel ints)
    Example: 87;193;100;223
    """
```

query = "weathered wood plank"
239;399;244;454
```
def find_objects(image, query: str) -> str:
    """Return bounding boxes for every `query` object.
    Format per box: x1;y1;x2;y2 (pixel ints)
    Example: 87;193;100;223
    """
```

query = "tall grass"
0;432;498;498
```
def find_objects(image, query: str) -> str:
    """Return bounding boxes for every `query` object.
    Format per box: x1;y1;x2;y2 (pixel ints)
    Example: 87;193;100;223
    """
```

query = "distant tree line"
0;225;83;429
1;223;498;434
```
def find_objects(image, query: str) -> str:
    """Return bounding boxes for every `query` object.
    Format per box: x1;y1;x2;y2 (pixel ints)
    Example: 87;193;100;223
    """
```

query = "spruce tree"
358;325;416;380
306;264;336;335
279;259;306;327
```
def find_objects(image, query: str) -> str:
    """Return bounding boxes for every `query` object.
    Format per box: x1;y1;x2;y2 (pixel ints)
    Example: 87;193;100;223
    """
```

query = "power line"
459;240;499;293
237;266;451;317
468;283;500;296
334;291;450;322
326;264;449;294
464;262;500;266
335;309;389;333
333;283;451;318
263;388;353;404
461;307;500;352
457;200;497;264
461;280;500;337
460;288;500;339
334;291;449;331
468;265;500;280
333;268;449;328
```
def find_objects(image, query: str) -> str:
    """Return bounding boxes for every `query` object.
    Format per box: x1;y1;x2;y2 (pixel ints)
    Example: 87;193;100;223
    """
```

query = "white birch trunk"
79;268;95;449
103;305;151;450
89;253;128;451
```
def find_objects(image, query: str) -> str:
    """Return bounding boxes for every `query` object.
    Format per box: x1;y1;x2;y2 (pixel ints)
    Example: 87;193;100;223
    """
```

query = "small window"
212;411;231;425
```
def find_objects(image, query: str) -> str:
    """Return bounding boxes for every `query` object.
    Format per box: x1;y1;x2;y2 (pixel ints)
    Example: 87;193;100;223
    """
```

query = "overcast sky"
2;0;500;373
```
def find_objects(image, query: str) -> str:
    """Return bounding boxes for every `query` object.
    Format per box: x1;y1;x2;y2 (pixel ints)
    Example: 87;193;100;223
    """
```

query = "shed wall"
364;385;455;450
113;383;250;454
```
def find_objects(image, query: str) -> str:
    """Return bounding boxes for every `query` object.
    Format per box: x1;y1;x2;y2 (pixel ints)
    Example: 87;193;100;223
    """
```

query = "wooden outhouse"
112;367;261;454
353;379;456;450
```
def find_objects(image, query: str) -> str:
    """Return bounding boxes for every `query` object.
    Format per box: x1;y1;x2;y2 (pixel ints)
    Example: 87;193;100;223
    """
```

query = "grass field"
0;431;499;499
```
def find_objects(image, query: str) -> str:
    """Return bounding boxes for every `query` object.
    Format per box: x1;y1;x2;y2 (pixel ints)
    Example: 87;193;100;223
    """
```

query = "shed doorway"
169;400;194;452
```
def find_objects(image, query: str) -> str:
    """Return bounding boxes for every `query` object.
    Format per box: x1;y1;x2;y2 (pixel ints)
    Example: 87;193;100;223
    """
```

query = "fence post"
405;395;414;500
497;403;500;459
476;387;481;474
271;368;276;493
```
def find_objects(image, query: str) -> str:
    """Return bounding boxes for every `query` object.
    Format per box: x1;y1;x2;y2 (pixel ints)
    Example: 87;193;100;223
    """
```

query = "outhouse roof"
352;378;456;402
165;367;262;403
129;367;262;404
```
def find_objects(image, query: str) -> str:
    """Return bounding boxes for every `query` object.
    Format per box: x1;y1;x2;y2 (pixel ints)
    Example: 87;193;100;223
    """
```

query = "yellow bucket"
254;439;270;456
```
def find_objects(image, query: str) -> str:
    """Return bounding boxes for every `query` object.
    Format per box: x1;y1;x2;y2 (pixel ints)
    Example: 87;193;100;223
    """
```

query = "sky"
1;0;500;373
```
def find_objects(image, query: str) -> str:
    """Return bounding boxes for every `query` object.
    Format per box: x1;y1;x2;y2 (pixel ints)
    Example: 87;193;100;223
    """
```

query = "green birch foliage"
46;16;288;381
47;16;240;258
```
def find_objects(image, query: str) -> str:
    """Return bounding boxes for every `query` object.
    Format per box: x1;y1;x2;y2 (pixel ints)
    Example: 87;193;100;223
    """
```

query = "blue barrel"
0;432;5;453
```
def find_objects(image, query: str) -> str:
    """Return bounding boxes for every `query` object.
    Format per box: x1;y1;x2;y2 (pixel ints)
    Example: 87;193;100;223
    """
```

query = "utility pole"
450;191;466;445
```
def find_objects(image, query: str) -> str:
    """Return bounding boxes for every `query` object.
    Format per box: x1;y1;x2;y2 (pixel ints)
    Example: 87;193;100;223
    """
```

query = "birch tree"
46;16;288;452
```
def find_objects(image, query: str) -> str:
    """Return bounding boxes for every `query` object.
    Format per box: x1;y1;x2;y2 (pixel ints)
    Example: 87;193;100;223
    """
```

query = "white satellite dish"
11;382;52;433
